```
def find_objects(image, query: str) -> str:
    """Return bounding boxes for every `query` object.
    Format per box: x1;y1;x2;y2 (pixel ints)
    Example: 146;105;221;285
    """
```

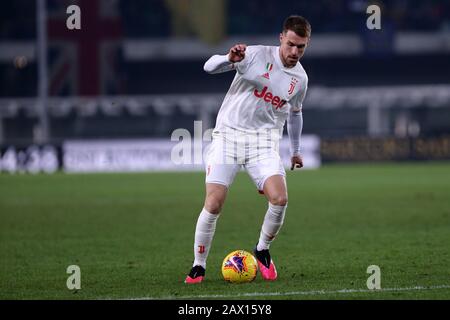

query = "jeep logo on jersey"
254;86;287;109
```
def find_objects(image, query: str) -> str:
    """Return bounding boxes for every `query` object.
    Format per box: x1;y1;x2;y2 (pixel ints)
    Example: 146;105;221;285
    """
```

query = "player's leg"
254;174;287;281
193;183;228;268
185;183;228;284
246;152;287;281
185;162;240;284
258;174;288;250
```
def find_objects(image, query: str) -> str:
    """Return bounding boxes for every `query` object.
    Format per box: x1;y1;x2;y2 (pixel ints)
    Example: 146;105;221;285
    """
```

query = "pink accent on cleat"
184;275;204;284
257;260;277;281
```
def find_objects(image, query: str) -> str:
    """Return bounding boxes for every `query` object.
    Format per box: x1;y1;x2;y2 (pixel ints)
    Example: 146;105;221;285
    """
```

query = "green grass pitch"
1;162;449;299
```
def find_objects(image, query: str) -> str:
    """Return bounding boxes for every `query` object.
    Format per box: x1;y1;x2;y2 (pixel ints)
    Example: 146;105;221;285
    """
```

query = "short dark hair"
282;15;311;38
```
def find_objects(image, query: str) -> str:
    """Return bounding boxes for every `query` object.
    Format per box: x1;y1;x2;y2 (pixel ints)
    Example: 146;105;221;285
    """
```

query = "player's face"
279;30;309;68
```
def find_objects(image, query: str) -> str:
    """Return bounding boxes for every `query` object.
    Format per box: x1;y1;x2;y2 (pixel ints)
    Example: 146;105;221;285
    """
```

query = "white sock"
257;202;287;251
193;208;220;268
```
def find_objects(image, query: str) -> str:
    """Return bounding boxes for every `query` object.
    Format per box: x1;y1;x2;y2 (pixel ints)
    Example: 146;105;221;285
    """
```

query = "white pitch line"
124;284;450;300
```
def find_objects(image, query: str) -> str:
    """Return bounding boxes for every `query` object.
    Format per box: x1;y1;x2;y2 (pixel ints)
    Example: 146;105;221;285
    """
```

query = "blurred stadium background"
0;0;449;172
1;0;450;300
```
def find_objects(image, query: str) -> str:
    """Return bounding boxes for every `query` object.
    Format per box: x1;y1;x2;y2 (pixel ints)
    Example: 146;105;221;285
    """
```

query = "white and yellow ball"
221;250;258;283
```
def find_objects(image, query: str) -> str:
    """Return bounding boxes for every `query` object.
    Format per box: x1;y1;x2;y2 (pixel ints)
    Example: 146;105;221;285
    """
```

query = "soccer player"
185;15;310;283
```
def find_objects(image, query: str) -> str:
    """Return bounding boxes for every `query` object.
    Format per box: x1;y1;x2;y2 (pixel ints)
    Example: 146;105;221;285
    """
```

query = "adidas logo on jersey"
261;62;273;79
253;86;287;109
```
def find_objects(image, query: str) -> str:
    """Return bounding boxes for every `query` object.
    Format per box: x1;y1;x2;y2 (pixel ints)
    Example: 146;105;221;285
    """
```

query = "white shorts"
204;133;286;192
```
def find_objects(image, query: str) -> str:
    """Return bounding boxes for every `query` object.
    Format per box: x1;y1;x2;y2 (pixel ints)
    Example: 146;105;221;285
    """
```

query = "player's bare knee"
269;195;288;206
204;197;224;214
204;203;222;214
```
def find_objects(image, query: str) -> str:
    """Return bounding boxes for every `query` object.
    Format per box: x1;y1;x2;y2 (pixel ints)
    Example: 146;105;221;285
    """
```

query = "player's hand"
228;44;247;63
290;154;304;170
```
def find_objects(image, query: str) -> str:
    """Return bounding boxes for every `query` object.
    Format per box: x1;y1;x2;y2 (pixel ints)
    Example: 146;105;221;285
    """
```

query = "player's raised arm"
228;44;247;62
203;44;247;74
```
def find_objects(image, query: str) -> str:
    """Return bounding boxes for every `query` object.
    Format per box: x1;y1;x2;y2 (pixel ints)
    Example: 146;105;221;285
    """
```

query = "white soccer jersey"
213;45;308;136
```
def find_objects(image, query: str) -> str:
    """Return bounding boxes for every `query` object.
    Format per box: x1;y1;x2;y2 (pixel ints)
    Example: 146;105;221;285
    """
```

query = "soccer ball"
221;250;258;283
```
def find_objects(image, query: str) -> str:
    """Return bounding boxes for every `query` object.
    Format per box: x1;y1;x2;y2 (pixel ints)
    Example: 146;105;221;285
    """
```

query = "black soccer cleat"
185;265;205;284
254;247;271;269
254;247;278;280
